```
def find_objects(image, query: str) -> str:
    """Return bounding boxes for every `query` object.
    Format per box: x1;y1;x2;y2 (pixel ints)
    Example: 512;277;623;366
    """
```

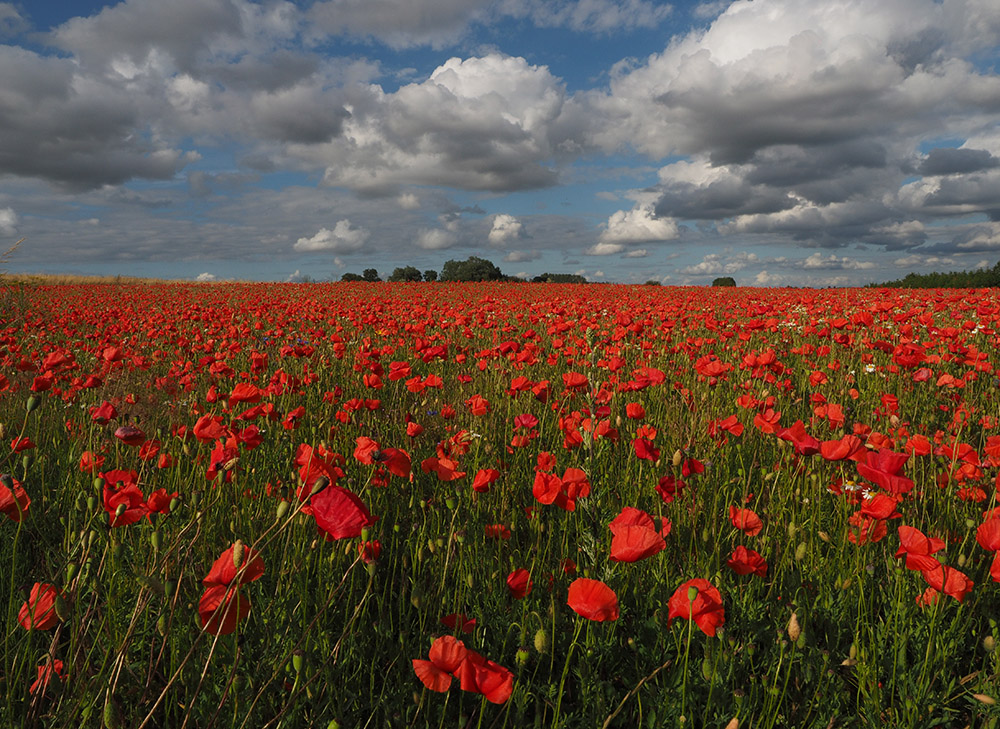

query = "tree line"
870;260;1000;288
339;256;588;283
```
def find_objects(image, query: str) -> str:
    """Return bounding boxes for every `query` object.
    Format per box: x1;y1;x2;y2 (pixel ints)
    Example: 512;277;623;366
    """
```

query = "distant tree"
644;280;661;286
362;268;381;282
712;277;736;287
439;256;503;282
423;269;438;282
341;272;364;282
531;273;588;284
388;265;422;282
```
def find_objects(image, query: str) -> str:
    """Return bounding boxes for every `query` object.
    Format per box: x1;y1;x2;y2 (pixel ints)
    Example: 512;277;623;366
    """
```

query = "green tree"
362;268;381;282
388;266;422;282
423;269;438;282
712;276;736;287
439;256;503;282
340;272;364;282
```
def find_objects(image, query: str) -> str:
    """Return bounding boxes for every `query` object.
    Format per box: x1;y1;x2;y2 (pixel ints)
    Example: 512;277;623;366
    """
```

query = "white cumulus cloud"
294;219;371;252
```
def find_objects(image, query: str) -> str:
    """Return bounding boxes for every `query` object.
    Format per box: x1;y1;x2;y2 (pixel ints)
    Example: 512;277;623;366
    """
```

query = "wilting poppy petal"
18;583;60;631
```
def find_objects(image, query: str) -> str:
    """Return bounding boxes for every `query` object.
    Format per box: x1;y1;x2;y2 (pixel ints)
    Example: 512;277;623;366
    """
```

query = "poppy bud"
55;594;71;621
957;553;967;568
103;701;123;729
169;497;181;512
515;646;530;666
87;496;97;511
292;650;305;673
973;694;996;705
276;500;290;520
151;530;162;551
702;658;713;681
93;477;105;492
310;477;330;496
983;636;995;653
114;503;127;518
672;449;683;467
157;614;168;636
66;563;78;582
26;395;40;413
22;454;31;471
164;580;176;598
75;493;86;511
232;540;245;569
795;543;807;562
725;719;739;729
410;587;423;608
0;474;11;489
534;628;549;654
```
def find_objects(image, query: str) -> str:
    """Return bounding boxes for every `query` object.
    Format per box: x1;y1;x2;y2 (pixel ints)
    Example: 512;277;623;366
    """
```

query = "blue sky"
1;0;999;285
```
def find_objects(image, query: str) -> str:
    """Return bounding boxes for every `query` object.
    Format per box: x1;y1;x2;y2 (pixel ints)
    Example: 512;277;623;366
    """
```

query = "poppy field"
3;280;1000;728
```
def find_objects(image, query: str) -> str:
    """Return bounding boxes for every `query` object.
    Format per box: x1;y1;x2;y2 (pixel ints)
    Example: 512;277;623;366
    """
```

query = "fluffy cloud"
488;213;525;245
416;228;460;250
0;207;18;237
317;54;568;193
503;249;540;262
294;220;371;252
599;204;679;244
195;272;217;281
680;251;758;275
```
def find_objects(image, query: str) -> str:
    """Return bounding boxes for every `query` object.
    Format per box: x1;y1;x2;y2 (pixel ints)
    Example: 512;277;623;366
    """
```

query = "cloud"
503;249;540;262
0;207;18;236
0;3;27;37
574;0;1000;254
798;253;875;270
294;220;371;252
498;0;672;34
397;193;420;210
195;271;217;281
623;248;647;258
585;241;625;255
488;213;525;245
416;228;459;250
318;53;568;193
599;203;679;244
680;252;758;275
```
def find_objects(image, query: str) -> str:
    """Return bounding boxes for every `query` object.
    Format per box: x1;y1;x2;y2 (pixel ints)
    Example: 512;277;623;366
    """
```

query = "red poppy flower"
440;613;477;634
625;402;646;419
30;658;65;694
776;420;820;456
102;471;146;527
729;505;763;536
655;474;686;503
859;493;902;521
819;434;866;462
199;584;251;635
227;382;262;408
193;414;228;442
609;506;655;534
199;542;264;635
857;449;914;495
78;451;106;474
610;525;665;563
726;546;768;577
114;424;146;446
976;519;1000;552
456;650;513;704
413;635;468;692
667;578;725;637
506;568;533;599
920;563;974;602
895;525;945;571
472;468;500;493
0;475;30;522
312;485;377;541
18;583;61;631
145;488;177;516
567;578;619;621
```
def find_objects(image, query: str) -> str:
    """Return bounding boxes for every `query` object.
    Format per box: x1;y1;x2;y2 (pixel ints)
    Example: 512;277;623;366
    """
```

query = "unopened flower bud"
232;539;245;569
787;612;801;642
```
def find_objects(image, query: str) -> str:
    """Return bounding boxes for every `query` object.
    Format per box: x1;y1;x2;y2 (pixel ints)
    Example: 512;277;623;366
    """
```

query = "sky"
1;0;999;286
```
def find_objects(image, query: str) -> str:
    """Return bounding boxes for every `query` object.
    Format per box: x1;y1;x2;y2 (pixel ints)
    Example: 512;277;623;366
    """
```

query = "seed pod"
292;650;305;673
55;594;71;621
151;530;162;551
103;702;123;729
534;628;549;654
26;395;40;413
787;612;802;642
515;647;530;666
